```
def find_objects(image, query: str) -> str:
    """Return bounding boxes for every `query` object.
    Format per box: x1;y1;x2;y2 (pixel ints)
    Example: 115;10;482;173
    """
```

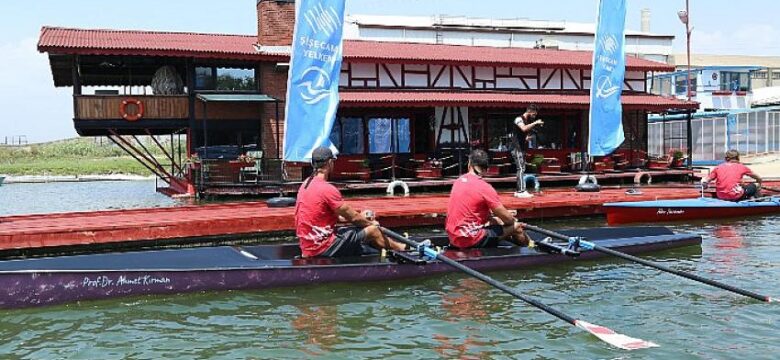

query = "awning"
339;91;699;111
196;94;280;102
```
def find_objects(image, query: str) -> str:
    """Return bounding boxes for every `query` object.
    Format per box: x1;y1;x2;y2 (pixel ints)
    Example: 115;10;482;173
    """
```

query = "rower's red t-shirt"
295;177;344;257
709;162;753;200
446;173;503;248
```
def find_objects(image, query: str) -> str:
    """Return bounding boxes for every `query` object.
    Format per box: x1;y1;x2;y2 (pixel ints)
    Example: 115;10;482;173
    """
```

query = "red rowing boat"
604;196;780;225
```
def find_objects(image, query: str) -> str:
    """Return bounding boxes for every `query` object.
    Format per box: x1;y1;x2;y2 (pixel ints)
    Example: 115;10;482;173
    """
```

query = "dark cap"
468;149;490;169
311;146;335;168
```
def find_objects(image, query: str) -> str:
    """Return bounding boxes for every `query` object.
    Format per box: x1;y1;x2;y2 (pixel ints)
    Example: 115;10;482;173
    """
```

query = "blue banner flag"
588;0;627;156
283;0;346;162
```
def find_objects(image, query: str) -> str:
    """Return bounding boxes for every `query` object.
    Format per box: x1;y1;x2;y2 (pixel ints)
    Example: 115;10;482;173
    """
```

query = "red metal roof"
38;27;673;71
342;40;672;71
37;27;268;61
339;91;699;111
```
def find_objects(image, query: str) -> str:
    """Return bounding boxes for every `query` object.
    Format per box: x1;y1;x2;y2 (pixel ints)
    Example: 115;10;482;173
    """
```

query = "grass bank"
0;138;162;176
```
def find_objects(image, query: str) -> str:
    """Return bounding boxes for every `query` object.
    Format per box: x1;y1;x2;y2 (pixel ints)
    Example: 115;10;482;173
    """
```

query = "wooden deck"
0;185;707;252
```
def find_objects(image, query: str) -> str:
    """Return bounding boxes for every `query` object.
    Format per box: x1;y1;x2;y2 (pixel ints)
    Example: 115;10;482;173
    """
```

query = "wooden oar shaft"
379;227;577;324
522;224;772;302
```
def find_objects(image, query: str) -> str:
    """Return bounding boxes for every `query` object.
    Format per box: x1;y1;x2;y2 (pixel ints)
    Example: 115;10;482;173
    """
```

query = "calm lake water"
0;180;178;216
0;181;778;359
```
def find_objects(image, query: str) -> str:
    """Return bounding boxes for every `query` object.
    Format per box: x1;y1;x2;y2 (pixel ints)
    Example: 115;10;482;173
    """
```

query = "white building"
344;11;674;63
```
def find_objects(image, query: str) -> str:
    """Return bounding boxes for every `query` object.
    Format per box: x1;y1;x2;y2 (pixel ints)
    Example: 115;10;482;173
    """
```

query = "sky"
1;0;778;143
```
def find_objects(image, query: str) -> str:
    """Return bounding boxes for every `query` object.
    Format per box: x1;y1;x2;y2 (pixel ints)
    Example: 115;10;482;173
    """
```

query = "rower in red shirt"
701;149;762;201
295;147;406;257
445;149;531;249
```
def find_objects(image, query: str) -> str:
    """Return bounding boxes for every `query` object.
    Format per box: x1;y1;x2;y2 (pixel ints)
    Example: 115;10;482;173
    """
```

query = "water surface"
0;182;778;359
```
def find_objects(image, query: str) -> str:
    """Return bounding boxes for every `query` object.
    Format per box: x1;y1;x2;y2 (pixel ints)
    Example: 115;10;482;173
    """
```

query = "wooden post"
686;110;693;168
72;55;81;117
276;100;281;159
186;59;196;157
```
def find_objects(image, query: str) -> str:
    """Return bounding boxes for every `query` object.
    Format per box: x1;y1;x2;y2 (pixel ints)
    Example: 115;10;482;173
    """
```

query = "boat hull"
0;228;701;309
605;197;780;225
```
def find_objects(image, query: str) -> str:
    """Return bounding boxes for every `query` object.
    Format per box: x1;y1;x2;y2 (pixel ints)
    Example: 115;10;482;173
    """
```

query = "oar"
522;224;775;303
761;185;780;193
379;227;658;350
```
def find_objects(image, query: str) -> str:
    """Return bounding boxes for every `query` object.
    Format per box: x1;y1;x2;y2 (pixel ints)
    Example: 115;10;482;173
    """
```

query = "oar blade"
575;320;658;350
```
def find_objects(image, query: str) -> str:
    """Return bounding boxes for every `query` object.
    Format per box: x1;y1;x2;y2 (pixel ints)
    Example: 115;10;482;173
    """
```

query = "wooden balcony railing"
75;95;189;120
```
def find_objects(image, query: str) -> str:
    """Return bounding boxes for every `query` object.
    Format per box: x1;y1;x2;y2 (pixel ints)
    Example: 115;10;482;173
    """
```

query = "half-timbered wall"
340;62;647;92
435;106;470;145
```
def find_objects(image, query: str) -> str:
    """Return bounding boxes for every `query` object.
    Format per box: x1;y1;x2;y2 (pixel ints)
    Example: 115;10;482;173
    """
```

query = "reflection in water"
291;305;340;356
709;225;746;275
435;278;494;359
712;225;744;249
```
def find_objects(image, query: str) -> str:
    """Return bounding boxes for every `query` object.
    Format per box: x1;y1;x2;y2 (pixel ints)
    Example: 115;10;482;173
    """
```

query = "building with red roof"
38;0;697;196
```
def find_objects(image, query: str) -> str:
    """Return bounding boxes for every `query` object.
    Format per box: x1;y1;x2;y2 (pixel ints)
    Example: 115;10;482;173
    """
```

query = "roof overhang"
196;93;280;103
339;90;699;112
38;27;674;76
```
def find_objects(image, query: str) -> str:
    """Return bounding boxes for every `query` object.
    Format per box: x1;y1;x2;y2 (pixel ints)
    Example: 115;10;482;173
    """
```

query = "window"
773;72;780;80
195;66;256;91
195;67;215;90
330;117;364;155
486;117;512;150
752;71;768;79
368;118;411;154
675;73;696;95
720;71;749;91
216;68;256;91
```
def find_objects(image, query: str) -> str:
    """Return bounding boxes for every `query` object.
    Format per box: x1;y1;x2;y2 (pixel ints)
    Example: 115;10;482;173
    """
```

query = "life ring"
578;175;598;185
267;196;296;207
386;180;410;197
634;172;652;185
119;98;144;121
576;175;600;192
523;174;541;192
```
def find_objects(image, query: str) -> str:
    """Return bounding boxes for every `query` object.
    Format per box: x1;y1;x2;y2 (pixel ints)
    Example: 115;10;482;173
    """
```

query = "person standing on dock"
510;104;544;198
446;149;531;249
295;147;406;258
701;149;762;201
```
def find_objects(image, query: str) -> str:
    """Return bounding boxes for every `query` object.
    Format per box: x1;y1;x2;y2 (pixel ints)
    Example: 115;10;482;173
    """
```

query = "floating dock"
0;185;708;252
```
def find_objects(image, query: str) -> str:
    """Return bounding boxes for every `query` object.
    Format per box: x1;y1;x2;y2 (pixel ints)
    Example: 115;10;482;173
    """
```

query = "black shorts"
473;225;505;248
320;226;368;257
739;183;759;200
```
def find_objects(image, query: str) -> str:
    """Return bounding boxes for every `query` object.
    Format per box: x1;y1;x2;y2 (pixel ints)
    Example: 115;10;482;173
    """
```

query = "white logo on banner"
601;34;618;55
596;76;620;99
299;67;333;105
303;2;340;35
296;2;341;105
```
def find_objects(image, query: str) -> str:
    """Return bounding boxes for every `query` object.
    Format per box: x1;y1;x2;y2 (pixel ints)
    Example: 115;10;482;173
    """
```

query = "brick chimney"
257;0;296;46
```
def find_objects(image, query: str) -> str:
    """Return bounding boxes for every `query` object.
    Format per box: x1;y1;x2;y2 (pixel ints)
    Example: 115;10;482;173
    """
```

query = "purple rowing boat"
0;227;701;309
